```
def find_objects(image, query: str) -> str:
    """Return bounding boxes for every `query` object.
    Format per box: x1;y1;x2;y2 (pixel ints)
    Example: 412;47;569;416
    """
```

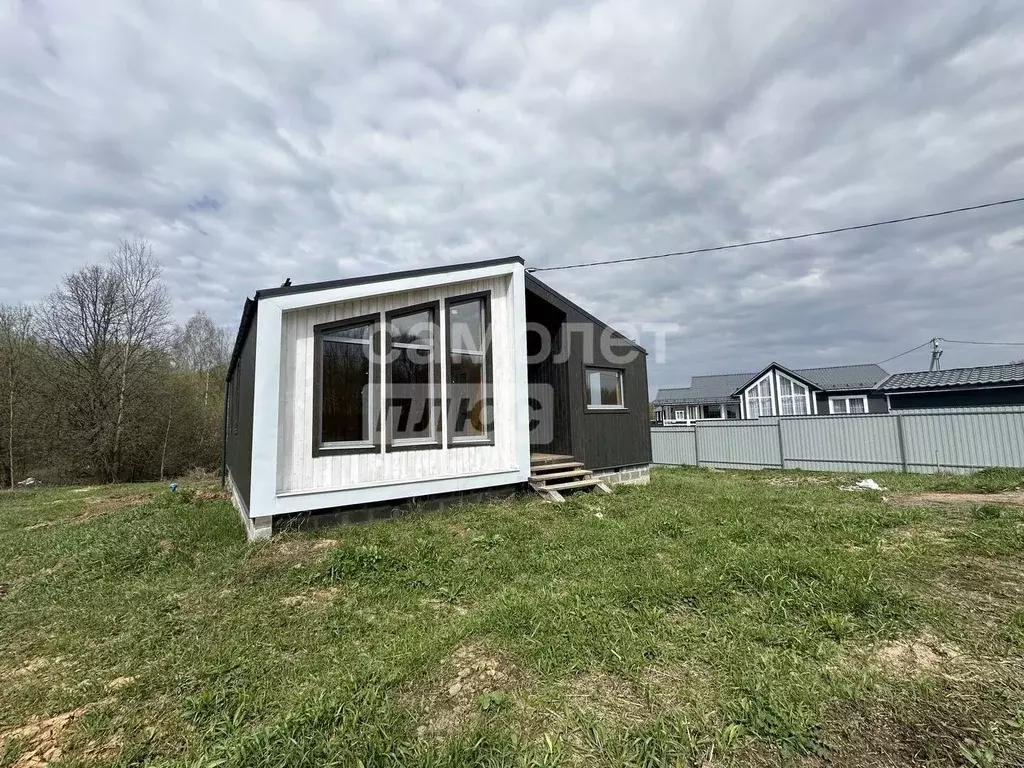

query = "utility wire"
876;340;933;366
941;338;1024;347
527;195;1024;273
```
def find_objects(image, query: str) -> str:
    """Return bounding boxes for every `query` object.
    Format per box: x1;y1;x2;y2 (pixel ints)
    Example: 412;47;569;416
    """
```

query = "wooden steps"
529;454;611;502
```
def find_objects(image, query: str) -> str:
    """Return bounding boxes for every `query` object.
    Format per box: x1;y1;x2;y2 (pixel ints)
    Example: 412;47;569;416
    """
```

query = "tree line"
0;238;231;487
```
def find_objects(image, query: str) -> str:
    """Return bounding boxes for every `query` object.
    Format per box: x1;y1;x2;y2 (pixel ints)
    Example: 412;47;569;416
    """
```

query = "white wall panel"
276;275;518;494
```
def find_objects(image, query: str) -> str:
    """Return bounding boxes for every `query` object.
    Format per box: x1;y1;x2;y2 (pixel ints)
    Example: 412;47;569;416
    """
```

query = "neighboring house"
878;363;1024;410
224;256;652;540
653;363;889;421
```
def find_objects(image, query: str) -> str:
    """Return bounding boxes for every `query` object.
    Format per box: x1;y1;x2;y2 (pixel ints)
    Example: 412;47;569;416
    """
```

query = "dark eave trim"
226;298;257;383
255;256;524;300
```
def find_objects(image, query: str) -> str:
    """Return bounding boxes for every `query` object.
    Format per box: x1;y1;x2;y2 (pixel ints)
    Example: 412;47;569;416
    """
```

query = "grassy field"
2;467;1024;767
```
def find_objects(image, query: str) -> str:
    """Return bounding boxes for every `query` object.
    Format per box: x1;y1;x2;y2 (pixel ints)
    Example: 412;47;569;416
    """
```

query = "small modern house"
224;257;652;539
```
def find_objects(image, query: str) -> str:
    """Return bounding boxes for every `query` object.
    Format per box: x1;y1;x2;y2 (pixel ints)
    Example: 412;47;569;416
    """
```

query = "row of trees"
0;238;231;486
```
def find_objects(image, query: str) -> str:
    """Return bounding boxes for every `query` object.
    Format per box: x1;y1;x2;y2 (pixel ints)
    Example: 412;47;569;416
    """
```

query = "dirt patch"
279;587;342;607
406;642;523;738
0;706;86;767
891;491;1024;508
870;633;962;676
257;537;342;565
104;676;135;691
1;657;66;682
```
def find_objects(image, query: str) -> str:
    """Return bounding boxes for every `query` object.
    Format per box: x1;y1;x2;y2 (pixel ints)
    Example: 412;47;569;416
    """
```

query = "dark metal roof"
877;363;1024;391
654;363;888;405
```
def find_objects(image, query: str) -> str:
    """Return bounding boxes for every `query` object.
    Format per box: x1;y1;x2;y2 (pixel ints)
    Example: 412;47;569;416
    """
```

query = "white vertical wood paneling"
276;275;519;494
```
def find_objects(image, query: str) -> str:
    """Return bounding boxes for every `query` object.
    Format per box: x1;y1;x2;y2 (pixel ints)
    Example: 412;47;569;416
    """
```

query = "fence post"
776;420;786;469
896;414;908;473
693;425;701;467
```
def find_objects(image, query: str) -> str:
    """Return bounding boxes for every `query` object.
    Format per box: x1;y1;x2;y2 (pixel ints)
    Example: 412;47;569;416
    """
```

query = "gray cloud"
2;0;1023;388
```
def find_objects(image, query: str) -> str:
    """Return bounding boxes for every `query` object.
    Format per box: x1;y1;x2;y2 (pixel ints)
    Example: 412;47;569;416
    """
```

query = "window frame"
776;371;812;416
744;371;775;418
828;395;869;415
311;312;382;458
584;366;627;412
384;301;442;452
444;291;495;447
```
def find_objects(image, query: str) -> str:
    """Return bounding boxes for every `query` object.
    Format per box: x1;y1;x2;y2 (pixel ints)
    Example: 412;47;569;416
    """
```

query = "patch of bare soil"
104;676;135;691
406;642;523;738
1;657;66;682
0;707;86;768
892;491;1024;508
279;587;342;607
257;537;342;565
870;633;963;677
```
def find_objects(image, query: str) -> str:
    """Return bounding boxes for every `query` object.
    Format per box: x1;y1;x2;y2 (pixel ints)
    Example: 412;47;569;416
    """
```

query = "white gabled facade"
245;260;530;531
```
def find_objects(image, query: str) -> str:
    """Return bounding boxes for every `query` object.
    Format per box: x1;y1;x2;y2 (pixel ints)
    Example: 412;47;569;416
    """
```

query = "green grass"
1;467;1023;766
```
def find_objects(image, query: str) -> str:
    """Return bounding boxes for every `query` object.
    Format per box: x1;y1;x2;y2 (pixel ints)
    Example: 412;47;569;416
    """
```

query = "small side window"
585;367;625;410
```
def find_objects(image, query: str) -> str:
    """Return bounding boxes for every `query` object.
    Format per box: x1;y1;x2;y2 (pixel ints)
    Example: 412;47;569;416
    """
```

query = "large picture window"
447;294;493;444
745;375;773;418
585;367;625;410
313;315;379;454
386;304;440;447
777;373;810;415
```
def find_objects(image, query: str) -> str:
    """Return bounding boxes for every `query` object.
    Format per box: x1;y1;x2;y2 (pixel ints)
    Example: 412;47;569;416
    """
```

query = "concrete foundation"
590;463;652;487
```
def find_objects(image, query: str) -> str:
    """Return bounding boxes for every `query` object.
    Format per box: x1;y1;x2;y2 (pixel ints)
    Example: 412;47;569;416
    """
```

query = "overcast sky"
2;0;1024;390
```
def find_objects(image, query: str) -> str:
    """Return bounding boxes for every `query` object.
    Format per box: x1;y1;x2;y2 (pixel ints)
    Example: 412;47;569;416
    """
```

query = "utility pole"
929;338;943;371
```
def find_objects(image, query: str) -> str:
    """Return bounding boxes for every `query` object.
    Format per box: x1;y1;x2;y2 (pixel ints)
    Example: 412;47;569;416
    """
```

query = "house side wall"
275;275;519;494
562;316;652;471
225;311;258;512
888;385;1024;410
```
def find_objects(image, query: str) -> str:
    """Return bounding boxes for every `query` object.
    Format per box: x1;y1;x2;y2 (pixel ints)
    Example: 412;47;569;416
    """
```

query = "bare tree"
174;310;230;404
0;304;35;488
42;264;123;479
109;239;171;477
41;239;170;481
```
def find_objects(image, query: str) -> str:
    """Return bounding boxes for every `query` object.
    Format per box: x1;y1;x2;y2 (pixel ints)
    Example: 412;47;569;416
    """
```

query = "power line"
876;340;933;366
941;338;1024;347
527;195;1024;273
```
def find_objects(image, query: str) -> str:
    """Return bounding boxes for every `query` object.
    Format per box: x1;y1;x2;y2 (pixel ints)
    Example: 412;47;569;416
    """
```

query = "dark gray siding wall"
225;309;258;512
888;385;1024;410
813;390;889;415
526;278;652;470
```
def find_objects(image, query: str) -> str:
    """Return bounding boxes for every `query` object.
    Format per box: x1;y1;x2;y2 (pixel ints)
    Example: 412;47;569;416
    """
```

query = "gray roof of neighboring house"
877;363;1024;391
653;363;889;406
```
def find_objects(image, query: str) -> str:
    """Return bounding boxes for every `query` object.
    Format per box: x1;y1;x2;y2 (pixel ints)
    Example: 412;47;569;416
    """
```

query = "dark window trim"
444;290;496;448
312;312;382;458
384;301;443;452
583;365;629;413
